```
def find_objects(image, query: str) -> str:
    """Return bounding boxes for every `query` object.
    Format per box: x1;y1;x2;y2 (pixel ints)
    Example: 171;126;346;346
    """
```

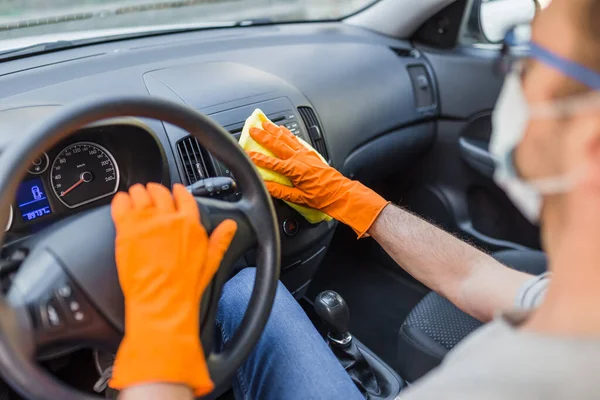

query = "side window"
460;0;548;45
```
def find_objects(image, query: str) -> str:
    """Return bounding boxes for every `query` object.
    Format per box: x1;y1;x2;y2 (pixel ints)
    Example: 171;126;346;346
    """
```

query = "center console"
314;290;405;399
158;96;336;297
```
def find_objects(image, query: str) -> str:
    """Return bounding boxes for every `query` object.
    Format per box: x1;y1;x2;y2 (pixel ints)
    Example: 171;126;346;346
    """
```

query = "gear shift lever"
314;290;352;345
315;291;382;398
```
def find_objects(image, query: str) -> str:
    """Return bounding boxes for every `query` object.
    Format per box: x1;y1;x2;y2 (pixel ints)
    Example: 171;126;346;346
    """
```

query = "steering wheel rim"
0;96;281;399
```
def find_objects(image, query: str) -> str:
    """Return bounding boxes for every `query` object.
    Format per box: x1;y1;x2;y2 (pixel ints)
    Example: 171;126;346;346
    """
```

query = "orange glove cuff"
110;332;214;396
325;181;390;238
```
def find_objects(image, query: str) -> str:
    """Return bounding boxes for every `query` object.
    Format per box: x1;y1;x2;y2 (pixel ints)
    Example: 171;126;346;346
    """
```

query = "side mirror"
478;0;537;43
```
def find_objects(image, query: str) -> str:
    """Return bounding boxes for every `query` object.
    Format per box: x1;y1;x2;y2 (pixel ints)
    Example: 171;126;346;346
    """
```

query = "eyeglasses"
496;24;600;90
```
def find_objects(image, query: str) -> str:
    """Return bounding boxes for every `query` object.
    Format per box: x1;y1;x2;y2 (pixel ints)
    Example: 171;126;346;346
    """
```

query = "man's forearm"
369;204;532;321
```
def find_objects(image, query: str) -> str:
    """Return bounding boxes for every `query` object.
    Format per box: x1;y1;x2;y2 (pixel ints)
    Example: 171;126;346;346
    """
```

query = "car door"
385;0;541;254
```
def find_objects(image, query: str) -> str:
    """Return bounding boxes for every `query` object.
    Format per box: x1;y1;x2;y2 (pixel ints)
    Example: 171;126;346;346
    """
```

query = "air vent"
391;47;418;58
298;106;330;162
176;136;208;185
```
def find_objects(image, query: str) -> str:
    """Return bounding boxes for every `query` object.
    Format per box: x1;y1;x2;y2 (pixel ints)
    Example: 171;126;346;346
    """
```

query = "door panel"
390;46;541;252
426;47;504;118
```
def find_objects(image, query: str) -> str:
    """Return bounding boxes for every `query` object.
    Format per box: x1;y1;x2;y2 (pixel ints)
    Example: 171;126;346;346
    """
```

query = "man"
111;0;600;398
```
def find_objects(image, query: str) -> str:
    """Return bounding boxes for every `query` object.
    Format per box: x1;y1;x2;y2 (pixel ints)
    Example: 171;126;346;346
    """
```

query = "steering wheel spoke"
192;196;259;353
7;248;120;358
195;196;257;265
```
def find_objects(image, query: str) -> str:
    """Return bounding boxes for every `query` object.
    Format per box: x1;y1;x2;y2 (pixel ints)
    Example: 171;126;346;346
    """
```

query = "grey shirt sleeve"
514;272;550;310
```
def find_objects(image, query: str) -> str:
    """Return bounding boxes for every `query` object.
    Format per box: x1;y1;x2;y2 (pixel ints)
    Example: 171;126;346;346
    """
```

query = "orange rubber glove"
247;122;389;238
109;183;237;396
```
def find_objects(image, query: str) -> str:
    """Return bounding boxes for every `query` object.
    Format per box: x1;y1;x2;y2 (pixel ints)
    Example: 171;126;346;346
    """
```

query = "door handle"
458;137;496;178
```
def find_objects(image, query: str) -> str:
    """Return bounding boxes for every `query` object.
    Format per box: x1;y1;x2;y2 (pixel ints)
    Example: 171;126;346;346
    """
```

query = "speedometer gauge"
51;142;120;208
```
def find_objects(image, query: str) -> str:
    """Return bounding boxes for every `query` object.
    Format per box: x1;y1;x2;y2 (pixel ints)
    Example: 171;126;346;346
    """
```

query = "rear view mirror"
478;0;537;43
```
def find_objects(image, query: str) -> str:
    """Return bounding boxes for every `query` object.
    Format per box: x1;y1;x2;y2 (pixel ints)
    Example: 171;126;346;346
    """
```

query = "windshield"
0;0;377;50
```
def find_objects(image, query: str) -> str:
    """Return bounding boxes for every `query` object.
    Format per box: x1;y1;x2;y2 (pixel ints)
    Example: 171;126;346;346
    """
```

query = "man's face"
513;0;599;220
514;1;580;182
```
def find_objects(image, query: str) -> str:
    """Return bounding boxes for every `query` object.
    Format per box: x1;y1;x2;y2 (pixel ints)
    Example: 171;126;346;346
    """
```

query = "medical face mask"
490;43;600;223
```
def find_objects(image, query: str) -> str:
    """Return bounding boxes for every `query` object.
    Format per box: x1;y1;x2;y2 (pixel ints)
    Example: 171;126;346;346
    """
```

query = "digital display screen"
16;178;52;222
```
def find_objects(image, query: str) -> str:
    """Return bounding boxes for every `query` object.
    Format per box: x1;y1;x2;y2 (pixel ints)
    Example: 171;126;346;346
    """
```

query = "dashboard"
0;22;439;295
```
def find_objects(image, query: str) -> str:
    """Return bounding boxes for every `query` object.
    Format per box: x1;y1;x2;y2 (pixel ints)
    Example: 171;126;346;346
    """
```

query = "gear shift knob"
314;291;352;345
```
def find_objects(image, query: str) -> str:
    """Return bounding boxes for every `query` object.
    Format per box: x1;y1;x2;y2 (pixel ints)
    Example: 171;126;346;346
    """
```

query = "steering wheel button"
41;299;65;330
73;311;85;322
57;284;72;298
69;301;80;312
68;304;89;325
47;306;59;326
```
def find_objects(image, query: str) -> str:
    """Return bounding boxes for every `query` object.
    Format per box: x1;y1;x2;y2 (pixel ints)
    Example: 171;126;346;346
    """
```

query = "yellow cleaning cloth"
239;109;333;224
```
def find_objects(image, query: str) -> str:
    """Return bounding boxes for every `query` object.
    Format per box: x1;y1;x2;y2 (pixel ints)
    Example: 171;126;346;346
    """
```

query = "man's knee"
219;268;256;321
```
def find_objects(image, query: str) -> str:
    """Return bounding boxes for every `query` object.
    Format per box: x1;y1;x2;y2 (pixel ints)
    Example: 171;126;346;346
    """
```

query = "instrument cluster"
5;122;165;234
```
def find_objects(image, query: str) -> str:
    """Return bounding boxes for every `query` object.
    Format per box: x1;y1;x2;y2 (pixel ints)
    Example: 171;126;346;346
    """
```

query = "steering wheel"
0;97;281;399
